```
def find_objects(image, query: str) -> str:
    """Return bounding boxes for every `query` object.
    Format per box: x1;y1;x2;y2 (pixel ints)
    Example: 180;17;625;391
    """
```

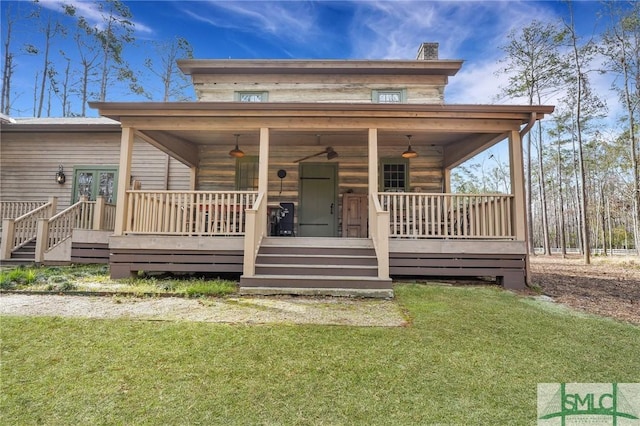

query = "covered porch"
91;101;554;294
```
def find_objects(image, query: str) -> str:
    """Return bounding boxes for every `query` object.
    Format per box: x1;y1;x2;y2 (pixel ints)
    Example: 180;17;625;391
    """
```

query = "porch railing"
125;191;259;236
379;193;514;239
0;200;48;233
36;197;116;259
1;198;57;259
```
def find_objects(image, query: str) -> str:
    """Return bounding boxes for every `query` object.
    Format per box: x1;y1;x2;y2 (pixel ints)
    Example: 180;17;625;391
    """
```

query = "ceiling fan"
293;146;339;163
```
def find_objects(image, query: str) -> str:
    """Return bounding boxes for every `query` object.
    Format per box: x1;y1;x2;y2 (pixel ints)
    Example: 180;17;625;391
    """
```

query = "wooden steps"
240;237;393;298
1;241;36;266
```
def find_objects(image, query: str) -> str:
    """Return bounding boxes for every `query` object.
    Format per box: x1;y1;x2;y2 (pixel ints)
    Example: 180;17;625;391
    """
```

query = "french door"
72;167;118;203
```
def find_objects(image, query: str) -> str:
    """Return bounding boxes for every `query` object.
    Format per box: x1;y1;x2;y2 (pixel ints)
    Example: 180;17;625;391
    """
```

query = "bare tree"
560;2;602;264
144;37;194;102
601;0;640;251
1;5;16;115
93;0;136;101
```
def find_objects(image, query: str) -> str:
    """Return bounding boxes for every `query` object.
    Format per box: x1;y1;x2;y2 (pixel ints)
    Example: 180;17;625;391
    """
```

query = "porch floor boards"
240;237;393;298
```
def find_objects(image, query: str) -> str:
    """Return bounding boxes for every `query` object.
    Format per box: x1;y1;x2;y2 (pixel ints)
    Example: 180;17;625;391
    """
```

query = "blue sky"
0;0;616;117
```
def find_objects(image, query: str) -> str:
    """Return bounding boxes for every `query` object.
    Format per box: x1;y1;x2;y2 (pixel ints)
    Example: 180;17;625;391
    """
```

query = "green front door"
72;167;118;203
298;163;338;237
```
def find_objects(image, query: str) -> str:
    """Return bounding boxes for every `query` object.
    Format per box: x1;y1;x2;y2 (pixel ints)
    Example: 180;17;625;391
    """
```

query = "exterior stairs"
2;241;37;266
239;237;393;298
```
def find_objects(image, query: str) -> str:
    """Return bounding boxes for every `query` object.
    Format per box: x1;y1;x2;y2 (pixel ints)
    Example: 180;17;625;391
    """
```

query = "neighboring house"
0;43;553;297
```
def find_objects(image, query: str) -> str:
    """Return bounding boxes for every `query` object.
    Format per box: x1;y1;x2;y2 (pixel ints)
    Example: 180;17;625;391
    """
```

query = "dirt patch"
0;294;408;327
530;255;640;325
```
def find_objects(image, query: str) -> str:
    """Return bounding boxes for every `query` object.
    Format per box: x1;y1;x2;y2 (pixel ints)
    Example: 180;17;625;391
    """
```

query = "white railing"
43;200;95;252
0;201;48;232
126;191;258;236
369;193;390;279
1;198;57;259
102;203;116;230
379;193;515;239
34;197;116;263
243;193;267;277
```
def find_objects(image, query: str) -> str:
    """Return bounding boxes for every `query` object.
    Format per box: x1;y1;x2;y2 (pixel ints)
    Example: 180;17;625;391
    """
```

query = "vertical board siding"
0;132;191;212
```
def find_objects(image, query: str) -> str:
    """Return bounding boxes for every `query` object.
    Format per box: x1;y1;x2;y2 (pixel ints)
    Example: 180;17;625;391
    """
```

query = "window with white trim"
235;91;269;102
372;89;406;104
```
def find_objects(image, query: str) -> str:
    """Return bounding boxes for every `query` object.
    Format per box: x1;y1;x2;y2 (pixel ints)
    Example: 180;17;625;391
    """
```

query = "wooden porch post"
508;130;527;241
509;129;530;286
47;196;58;216
189;167;197;190
114;127;135;236
443;168;452;193
368;128;378;196
34;218;49;264
0;219;15;260
93;196;105;230
369;128;390;279
258;128;270;195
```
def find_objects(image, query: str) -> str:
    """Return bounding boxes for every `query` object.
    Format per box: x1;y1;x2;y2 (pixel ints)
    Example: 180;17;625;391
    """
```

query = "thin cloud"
36;0;154;35
182;0;320;45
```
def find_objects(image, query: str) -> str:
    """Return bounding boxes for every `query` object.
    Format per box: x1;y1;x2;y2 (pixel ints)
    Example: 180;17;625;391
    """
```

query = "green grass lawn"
1;284;638;425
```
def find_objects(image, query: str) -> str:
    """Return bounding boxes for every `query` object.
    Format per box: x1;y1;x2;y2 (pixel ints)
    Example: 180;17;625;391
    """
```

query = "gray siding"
0;131;191;212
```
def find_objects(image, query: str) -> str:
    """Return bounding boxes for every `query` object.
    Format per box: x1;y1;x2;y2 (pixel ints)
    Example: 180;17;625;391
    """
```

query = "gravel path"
0;294;407;327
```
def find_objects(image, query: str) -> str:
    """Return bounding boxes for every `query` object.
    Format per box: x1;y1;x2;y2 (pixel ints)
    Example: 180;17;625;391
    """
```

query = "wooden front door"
342;193;368;238
298;163;338;237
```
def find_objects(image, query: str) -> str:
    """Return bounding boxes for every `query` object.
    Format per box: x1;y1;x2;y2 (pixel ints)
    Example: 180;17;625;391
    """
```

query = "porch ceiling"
89;101;554;169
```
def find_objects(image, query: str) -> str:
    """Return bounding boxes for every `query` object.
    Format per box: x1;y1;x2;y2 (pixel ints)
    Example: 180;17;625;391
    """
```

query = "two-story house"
1;43;553;297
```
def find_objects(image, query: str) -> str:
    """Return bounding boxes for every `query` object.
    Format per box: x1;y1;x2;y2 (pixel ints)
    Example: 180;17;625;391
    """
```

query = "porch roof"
89;101;554;169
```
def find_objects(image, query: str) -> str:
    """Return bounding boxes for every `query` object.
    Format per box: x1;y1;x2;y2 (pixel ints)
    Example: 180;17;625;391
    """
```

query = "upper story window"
235;91;269;102
372;89;406;104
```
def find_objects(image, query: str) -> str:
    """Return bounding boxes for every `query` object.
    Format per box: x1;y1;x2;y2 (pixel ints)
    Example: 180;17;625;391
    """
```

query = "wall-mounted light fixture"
229;134;245;158
55;165;66;184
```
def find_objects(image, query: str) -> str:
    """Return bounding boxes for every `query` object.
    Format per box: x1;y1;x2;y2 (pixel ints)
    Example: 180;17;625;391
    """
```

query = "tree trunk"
557;140;567;257
535;123;552;254
36;19;52;118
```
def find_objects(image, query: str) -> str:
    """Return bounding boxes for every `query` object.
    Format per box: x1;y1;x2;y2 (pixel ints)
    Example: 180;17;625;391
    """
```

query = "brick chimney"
416;42;439;60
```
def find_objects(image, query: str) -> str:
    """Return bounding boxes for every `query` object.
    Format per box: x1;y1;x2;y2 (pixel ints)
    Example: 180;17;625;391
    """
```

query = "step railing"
0;200;48;234
1;197;57;259
125;191;258;236
243;192;266;277
35;197;116;262
379;193;515;239
369;193;390;279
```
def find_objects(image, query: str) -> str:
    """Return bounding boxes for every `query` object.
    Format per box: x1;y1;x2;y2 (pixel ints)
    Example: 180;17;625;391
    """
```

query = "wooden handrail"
243;192;266;277
379;192;515;239
369;193;390;279
34;198;116;262
1;198;57;260
0;201;47;225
